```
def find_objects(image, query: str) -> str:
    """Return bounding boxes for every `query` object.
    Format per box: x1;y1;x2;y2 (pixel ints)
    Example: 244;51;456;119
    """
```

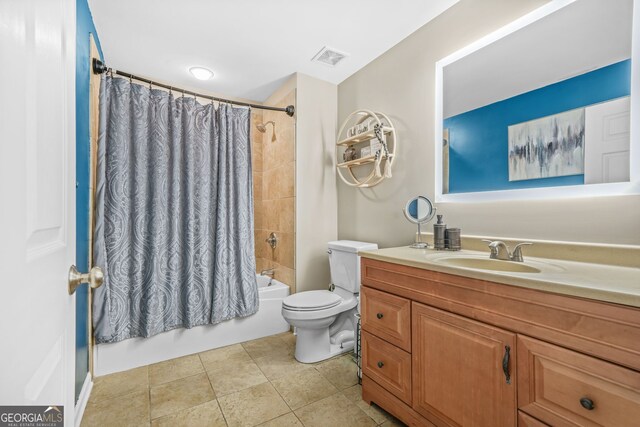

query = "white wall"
337;0;640;247
295;73;339;291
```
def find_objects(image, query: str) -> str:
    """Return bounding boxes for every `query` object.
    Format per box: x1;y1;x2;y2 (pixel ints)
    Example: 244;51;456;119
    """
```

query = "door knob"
68;265;104;295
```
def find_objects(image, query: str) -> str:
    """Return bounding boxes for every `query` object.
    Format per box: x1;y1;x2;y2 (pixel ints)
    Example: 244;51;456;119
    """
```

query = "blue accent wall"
444;60;631;194
76;0;103;401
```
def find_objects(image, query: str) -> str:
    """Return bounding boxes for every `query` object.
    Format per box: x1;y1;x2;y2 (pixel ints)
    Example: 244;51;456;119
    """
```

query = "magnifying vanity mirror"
436;0;639;202
403;196;436;249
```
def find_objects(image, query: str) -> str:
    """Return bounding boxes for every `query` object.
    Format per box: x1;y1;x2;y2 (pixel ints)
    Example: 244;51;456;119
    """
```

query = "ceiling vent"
312;46;348;67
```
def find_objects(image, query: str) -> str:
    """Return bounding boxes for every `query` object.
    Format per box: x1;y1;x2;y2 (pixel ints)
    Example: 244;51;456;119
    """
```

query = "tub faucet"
482;240;532;262
260;268;275;278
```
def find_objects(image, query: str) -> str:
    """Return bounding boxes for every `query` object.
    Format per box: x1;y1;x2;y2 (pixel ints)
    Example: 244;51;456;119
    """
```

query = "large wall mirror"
435;0;639;202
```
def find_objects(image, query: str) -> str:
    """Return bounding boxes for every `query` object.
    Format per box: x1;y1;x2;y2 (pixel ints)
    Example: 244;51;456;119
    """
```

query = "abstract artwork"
508;108;585;181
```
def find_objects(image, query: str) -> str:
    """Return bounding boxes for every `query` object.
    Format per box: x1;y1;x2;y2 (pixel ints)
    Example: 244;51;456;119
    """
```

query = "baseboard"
362;375;434;427
74;373;93;427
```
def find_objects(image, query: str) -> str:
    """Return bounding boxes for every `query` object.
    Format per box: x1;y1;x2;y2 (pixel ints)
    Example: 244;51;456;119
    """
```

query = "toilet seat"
282;290;342;311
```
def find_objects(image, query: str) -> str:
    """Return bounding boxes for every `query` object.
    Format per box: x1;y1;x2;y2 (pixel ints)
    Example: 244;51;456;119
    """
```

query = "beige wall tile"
254;199;263;230
264;202;278;231
281;162;295;199
255;230;270;259
262;169;277;201
253;89;296;291
262;136;276;170
275;264;295;292
253;148;263;173
278;197;295;234
253;174;263;202
259;257;278;273
255;257;266;273
274;232;294;269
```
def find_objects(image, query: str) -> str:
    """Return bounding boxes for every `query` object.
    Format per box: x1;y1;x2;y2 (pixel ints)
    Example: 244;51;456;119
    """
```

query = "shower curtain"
93;75;259;344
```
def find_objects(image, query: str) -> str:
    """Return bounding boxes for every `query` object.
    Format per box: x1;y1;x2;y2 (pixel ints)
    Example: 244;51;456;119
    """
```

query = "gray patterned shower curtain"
93;75;259;344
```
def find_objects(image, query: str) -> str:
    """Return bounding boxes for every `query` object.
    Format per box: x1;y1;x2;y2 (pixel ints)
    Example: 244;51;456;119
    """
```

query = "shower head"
256;121;277;142
256;121;274;133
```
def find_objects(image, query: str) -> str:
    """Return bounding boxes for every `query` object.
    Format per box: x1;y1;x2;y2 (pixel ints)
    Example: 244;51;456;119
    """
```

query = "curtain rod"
92;59;295;117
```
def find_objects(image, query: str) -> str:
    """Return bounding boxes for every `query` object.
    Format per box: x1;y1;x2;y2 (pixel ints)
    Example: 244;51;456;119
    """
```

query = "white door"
0;0;77;425
584;96;631;184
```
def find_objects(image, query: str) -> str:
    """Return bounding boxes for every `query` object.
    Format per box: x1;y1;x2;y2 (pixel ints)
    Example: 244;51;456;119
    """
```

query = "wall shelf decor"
336;110;397;188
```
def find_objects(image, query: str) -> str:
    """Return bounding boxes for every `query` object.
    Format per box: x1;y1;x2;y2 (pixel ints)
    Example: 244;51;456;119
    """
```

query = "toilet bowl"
282;240;378;363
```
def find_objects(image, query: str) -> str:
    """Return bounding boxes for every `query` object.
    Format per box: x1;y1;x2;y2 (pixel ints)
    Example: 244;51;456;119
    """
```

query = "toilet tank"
328;240;378;293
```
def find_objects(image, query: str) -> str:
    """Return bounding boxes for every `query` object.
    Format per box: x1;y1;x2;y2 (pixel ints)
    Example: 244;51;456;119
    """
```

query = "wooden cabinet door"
412;302;517;427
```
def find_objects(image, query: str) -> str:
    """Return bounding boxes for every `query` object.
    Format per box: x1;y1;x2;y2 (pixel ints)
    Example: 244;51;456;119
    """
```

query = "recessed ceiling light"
189;66;214;80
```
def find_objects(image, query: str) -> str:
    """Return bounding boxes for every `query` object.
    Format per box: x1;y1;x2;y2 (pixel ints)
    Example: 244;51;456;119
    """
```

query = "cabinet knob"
377;361;384;368
580;397;595;411
376;313;384;319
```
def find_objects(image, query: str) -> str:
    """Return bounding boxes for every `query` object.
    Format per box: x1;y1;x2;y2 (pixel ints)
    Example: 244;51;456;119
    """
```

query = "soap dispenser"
433;214;446;250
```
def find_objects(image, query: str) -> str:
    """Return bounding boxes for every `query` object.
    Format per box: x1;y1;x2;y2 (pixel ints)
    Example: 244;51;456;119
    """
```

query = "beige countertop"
359;246;640;308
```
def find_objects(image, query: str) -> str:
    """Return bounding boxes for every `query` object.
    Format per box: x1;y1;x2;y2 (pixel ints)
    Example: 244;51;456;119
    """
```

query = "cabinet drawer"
518;411;549;426
361;286;411;351
518;335;640;427
362;331;412;405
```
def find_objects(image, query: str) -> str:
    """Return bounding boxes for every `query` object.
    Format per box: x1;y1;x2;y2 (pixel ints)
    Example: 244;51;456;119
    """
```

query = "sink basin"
435;257;542;273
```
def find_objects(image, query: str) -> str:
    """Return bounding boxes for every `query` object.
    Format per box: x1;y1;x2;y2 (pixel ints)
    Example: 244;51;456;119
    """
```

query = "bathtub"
94;274;290;376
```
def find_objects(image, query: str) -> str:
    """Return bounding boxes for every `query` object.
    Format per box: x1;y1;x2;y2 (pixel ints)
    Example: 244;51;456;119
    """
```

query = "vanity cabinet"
412;303;516;426
360;258;640;427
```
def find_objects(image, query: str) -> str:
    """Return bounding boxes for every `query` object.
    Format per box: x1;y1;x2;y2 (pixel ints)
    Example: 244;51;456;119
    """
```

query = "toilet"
282;240;378;363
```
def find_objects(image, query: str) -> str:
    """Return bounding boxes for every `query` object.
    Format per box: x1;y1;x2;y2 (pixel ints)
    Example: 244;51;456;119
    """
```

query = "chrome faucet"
482;240;532;262
260;268;275;278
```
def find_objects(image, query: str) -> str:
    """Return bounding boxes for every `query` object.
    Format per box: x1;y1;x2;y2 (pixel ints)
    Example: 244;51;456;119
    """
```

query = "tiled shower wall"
253;91;296;293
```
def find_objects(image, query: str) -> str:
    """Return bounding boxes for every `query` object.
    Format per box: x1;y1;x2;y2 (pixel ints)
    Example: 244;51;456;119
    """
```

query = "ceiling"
444;0;633;118
88;0;459;102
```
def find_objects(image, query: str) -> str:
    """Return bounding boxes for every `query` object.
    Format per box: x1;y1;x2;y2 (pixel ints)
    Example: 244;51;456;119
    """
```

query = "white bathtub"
94;274;290;376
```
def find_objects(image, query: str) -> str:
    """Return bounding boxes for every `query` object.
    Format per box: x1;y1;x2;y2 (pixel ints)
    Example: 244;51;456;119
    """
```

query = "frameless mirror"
437;0;637;200
403;196;435;248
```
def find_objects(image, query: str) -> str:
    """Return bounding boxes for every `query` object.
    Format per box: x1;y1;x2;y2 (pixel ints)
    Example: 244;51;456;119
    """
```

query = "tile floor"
81;332;406;427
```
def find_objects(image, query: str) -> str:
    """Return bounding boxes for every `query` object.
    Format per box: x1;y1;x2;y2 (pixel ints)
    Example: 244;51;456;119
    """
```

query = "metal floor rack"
354;313;362;384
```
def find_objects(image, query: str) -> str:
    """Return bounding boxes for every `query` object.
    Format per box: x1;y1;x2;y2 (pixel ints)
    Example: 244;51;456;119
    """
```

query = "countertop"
359;246;640;308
